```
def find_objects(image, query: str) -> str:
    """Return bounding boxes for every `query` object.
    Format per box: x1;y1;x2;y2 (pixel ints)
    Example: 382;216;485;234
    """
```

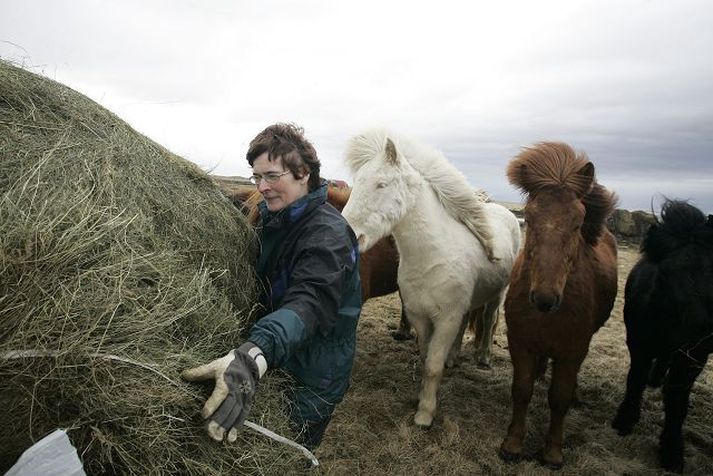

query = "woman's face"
252;153;310;212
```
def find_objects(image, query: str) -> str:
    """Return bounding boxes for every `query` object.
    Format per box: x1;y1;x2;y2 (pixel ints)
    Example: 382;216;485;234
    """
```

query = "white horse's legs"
475;294;503;368
414;314;463;427
446;313;469;368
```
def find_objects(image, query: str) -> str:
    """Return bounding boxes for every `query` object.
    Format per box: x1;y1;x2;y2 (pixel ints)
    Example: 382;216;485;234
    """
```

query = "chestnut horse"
233;183;414;339
499;142;618;468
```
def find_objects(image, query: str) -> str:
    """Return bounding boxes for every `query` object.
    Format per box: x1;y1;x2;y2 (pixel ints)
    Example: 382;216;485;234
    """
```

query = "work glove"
181;341;267;442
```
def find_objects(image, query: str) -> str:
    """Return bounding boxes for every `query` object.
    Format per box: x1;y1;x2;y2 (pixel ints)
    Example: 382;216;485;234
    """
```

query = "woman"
182;123;362;450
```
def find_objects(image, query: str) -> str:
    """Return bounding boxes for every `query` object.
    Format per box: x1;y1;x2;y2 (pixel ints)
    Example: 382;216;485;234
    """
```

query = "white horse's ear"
385;138;399;165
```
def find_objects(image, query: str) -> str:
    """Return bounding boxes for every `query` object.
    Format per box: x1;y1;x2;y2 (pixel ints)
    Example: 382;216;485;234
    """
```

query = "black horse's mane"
642;200;713;262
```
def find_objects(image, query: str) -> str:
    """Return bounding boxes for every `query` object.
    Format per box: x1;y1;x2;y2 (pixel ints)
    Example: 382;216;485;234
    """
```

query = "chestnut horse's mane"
507;142;617;244
242;188;265;226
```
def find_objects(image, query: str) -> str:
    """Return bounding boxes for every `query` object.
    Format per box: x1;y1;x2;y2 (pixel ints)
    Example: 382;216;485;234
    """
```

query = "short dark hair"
246;123;321;191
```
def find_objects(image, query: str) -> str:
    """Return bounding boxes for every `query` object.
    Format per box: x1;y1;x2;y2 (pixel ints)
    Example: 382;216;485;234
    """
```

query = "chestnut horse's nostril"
531;292;561;314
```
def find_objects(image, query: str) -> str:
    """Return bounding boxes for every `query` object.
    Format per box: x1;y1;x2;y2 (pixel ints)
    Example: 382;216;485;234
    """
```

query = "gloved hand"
181;342;267;442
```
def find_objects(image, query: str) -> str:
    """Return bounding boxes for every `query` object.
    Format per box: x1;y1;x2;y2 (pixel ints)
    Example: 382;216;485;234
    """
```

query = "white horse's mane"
345;128;496;259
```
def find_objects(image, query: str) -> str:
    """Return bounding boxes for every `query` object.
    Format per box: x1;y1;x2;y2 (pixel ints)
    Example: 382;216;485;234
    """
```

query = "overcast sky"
2;0;712;212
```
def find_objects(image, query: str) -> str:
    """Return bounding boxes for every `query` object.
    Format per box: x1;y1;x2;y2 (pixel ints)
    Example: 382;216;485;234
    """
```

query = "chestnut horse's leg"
473;306;484;343
414;313;463;427
541;359;581;468
500;347;538;462
475;296;502;368
659;346;709;473
612;348;654;436
392;297;414;341
408;312;433;362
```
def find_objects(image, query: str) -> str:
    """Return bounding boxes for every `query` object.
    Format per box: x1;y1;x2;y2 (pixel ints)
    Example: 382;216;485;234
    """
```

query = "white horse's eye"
376;182;387;189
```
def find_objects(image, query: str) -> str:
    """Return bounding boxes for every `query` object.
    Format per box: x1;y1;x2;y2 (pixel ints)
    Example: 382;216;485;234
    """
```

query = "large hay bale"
0;61;299;474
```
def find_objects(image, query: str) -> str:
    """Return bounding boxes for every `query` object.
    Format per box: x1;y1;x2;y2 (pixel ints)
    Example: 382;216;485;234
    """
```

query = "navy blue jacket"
248;182;361;408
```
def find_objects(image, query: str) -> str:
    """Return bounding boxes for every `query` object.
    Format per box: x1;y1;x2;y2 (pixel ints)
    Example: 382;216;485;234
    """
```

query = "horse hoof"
413;411;433;428
537;452;563;470
611;412;636;436
445;357;460;369
660;440;684;473
498;448;521;464
570;397;584;409
661;461;683;474
390;330;414;341
476;361;492;370
660;453;684;474
540;460;563;471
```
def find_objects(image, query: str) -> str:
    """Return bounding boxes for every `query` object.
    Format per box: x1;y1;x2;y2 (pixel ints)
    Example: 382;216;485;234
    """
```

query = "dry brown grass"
316;245;713;475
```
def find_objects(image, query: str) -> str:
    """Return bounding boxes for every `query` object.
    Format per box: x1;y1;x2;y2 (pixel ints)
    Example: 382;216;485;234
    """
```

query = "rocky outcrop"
607;209;656;243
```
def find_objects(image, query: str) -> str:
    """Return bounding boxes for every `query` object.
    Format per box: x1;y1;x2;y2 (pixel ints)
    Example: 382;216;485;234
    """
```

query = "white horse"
342;129;521;427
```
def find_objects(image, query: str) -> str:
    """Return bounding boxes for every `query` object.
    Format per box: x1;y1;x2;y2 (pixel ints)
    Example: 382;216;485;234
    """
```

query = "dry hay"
0;61;302;474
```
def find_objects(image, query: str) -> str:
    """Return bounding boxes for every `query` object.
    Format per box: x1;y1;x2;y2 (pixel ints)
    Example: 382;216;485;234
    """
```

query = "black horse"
612;199;713;473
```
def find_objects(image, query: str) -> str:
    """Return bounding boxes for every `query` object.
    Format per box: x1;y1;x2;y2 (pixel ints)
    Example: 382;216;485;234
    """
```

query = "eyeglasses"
249;171;290;185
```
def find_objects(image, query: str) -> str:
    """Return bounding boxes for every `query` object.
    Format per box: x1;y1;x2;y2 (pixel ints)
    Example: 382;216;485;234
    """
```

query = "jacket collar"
259;180;328;229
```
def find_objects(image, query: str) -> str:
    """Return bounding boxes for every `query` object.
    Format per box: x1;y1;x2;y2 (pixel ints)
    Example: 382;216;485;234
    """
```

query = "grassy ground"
310;244;713;475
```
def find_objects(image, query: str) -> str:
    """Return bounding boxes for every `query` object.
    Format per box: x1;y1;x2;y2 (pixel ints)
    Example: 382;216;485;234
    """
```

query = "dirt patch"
315;244;713;474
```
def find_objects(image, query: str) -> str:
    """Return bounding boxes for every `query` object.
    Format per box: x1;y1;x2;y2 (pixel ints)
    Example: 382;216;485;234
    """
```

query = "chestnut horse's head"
508;142;616;313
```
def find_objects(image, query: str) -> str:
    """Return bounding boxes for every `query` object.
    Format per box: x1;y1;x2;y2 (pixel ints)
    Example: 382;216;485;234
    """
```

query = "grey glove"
182;342;265;442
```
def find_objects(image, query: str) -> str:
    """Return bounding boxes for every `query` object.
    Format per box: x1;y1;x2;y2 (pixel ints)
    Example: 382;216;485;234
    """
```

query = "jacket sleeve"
247;220;358;368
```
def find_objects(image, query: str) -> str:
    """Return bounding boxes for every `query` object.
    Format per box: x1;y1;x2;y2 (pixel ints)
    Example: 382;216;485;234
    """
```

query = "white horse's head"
342;132;421;252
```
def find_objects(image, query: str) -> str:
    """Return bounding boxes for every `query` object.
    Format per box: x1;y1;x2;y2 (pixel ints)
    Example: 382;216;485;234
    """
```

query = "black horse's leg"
659;348;708;473
648;353;672;388
613;345;653;435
